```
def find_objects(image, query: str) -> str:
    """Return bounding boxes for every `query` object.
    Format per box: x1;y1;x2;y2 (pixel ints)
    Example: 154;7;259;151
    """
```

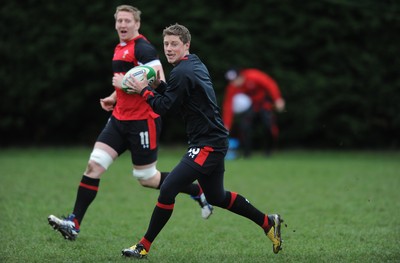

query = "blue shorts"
96;115;161;165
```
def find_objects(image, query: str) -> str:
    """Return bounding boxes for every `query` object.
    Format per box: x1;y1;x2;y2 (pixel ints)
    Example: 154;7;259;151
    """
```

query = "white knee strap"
133;165;157;180
89;148;113;170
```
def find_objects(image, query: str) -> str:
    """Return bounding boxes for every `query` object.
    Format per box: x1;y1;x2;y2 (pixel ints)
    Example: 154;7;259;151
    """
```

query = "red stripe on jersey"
156;202;174;210
147;117;157;150
194;146;214;166
227;192;238;210
79;182;99;191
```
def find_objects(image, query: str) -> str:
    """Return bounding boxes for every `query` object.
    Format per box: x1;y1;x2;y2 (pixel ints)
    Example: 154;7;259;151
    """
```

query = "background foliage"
1;0;399;148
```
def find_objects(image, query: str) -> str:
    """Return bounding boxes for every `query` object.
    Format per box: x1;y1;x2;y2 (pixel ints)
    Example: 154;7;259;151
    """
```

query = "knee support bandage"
133;165;157;180
89;148;113;170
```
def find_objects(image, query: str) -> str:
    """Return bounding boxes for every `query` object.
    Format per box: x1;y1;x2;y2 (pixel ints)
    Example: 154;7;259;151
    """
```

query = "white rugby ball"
121;65;156;93
232;93;252;113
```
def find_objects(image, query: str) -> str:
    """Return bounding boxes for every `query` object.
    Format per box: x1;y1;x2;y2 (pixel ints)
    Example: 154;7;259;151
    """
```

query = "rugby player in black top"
47;6;213;242
121;23;284;259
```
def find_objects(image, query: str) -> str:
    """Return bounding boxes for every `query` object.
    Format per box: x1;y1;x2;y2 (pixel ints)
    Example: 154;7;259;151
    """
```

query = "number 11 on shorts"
139;131;149;148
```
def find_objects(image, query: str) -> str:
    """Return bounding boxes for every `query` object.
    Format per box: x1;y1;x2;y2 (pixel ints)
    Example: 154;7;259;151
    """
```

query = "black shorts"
96;115;161;165
158;146;228;205
181;146;227;175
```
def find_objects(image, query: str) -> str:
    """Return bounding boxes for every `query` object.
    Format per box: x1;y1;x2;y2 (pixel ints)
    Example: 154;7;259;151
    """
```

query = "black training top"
141;54;229;150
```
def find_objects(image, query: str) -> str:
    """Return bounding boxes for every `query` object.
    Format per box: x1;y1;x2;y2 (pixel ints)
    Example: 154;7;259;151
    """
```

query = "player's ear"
135;21;141;30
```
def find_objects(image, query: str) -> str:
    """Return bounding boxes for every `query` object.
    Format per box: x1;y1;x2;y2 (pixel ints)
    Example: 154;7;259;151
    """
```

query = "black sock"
72;175;100;225
158;172;200;196
226;192;265;227
144;203;174;243
180;183;200;196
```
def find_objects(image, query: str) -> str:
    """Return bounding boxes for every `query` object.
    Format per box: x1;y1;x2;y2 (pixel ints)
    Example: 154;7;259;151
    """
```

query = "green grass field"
1;147;399;262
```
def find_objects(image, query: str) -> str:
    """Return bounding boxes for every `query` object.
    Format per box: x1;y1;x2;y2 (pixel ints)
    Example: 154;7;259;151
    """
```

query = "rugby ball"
121;65;156;93
232;93;252;113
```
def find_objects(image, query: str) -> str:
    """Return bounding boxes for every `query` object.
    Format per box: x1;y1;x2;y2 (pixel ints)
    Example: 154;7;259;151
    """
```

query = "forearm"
155;81;168;94
140;86;175;115
109;91;117;100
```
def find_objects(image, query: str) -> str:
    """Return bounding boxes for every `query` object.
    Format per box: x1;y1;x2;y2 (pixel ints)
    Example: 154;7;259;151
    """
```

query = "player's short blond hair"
114;5;141;22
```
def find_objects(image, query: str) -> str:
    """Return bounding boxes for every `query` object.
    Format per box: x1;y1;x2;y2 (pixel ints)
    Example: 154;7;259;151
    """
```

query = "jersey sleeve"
141;68;187;116
254;72;282;101
134;38;160;65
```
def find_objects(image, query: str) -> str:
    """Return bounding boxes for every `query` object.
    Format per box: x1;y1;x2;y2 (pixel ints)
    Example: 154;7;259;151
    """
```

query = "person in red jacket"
222;68;285;157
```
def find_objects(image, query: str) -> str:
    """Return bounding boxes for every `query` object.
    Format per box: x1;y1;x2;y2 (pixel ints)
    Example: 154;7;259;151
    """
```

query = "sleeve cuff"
140;86;154;100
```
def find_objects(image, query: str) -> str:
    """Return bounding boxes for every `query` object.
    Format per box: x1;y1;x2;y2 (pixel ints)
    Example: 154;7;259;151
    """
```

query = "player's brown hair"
163;23;191;44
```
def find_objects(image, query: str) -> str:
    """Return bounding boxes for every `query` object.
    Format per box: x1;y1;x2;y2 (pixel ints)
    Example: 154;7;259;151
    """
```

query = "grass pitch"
0;147;399;262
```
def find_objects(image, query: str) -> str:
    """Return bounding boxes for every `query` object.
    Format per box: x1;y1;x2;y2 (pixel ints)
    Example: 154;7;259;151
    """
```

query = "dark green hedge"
1;0;399;148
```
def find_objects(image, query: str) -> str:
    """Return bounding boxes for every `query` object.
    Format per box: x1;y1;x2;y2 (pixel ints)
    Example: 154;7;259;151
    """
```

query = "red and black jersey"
112;34;160;120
